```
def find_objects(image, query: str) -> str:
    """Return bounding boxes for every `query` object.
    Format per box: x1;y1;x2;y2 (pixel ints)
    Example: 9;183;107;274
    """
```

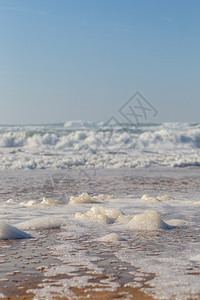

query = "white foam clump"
96;233;122;243
19;200;38;207
117;214;133;224
128;210;170;230
157;194;175;201
190;200;200;205
6;198;15;204
141;194;157;202
167;219;191;227
75;205;123;224
41;197;61;206
0;293;6;298
0;221;32;240
17;217;63;230
69;193;100;205
19;197;61;207
70;193;116;205
190;254;200;262
141;194;175;202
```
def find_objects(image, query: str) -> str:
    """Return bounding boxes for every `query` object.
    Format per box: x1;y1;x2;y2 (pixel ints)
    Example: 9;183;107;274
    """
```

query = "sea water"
0;122;200;299
0;121;200;170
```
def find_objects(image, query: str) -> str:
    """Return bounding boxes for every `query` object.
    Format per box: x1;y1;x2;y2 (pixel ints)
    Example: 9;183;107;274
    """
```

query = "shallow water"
0;167;200;299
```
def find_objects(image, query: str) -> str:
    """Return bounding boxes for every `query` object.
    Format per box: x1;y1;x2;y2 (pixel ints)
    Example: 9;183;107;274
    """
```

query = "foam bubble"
190;254;200;262
128;210;170;230
0;221;32;240
17;217;63;230
157;194;175;201
6;199;15;204
141;194;157;202
190;200;200;205
69;193;99;205
19;200;38;207
96;233;122;243
75;205;124;224
167;219;191;227
19;197;61;207
141;194;175;202
69;193;116;204
117;214;133;224
41;197;61;206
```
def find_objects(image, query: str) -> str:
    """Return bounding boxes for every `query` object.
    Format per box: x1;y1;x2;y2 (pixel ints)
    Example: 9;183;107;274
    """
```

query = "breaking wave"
0;122;200;169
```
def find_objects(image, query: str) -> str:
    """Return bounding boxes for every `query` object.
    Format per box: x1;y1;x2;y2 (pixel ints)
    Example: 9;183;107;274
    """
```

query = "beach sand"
2;285;154;300
0;228;154;299
0;168;200;299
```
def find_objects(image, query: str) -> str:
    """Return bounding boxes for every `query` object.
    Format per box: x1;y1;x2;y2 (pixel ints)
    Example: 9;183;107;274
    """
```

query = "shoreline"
0;167;200;299
0;229;156;299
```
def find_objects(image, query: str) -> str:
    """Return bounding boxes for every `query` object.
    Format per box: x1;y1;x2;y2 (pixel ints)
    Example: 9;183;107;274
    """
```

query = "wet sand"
0;228;154;299
1;228;200;300
0;231;57;299
1;168;200;299
2;286;154;300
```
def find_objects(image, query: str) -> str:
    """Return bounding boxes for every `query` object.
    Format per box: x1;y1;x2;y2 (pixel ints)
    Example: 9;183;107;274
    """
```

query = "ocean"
0;122;200;299
0;121;200;170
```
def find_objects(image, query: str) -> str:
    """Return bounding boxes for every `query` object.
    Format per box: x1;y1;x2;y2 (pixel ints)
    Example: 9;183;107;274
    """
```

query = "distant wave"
64;120;97;128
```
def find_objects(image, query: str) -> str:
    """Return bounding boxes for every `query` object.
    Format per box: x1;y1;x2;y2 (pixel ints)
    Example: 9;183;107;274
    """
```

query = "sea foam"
41;197;61;206
0;221;31;240
69;193;99;205
17;217;63;230
75;205;124;224
69;193;116;204
0;122;200;170
19;197;61;207
96;233;123;243
141;194;175;202
128;210;170;230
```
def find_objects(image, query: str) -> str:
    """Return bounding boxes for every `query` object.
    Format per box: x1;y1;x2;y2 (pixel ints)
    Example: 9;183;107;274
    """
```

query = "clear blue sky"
0;0;199;124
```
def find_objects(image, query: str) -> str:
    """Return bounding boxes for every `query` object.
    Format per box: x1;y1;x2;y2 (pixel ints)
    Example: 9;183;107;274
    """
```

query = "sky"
0;0;199;124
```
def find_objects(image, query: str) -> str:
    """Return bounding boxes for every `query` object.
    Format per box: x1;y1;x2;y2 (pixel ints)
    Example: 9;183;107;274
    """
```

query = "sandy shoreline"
1;227;200;300
1;168;200;299
0;228;155;299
